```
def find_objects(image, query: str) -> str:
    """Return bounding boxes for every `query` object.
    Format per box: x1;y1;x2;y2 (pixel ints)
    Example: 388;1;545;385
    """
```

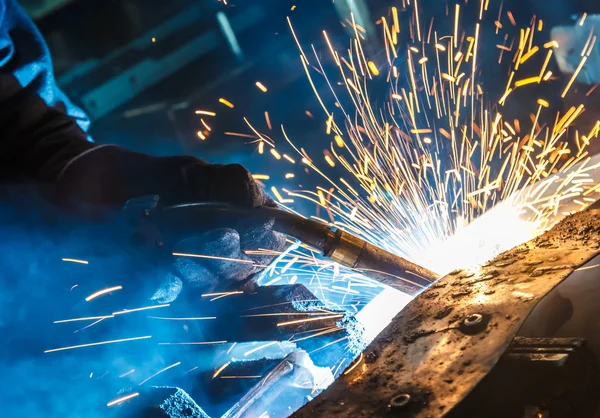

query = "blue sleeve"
0;0;96;181
0;0;91;133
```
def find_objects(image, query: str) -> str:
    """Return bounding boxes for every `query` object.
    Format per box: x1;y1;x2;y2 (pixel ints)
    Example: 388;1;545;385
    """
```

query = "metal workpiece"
292;207;600;418
448;337;600;418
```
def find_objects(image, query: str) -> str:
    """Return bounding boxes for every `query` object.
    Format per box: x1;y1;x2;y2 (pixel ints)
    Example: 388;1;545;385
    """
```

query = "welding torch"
139;200;440;295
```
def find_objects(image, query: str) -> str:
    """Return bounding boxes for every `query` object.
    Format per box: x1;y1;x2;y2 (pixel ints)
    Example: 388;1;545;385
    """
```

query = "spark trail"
241;2;600;278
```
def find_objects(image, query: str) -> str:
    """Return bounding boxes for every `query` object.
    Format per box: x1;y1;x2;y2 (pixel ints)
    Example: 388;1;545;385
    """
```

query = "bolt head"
390;393;411;409
463;313;483;327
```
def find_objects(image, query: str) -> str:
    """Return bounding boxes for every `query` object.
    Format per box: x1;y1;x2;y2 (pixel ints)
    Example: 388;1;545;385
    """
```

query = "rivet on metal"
390;393;411;409
463;313;483;327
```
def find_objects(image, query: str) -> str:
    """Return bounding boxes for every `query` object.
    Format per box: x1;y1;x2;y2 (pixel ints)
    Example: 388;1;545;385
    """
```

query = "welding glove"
57;145;287;298
170;217;286;297
57;145;275;208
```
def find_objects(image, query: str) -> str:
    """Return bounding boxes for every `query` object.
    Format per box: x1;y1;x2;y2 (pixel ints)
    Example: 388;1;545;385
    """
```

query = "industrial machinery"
109;196;600;417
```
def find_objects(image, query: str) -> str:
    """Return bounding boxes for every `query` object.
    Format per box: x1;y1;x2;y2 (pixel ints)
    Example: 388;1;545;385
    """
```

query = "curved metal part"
292;208;600;418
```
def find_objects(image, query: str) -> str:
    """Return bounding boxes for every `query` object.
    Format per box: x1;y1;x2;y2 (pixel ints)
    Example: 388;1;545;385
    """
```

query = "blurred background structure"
16;0;600;168
19;0;351;171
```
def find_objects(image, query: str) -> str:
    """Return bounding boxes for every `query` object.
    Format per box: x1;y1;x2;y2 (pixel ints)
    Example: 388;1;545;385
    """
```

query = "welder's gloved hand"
168;217;287;298
57;145;275;208
57;145;287;298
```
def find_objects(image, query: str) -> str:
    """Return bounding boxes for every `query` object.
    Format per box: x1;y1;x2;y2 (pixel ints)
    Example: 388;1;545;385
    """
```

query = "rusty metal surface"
293;208;600;418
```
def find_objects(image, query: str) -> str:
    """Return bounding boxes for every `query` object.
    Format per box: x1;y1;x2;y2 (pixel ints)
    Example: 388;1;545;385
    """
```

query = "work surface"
294;206;600;417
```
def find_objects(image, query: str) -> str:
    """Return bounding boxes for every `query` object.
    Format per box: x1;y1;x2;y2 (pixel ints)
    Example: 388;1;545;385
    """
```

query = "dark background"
17;0;600;172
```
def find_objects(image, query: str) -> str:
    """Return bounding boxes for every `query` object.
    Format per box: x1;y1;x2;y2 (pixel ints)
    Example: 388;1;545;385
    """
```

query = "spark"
113;304;170;315
253;174;270;180
309;336;349;354
200;119;211;132
289;326;342;343
44;335;152;353
244;341;278;356
219;98;235;108
74;317;107;332
562;56;588;98
576;263;600;271
62;258;88;264
194;110;216;116
514;76;540;87
201;291;243;297
119;369;135;378
271;149;282;160
241;312;336;318
149;316;216;320
213;362;231;378
263;276;282;286
519;46;539;64
158;341;227;345
220;375;262;379
343;353;364;375
226;131;257;139
54;315;114;324
107;392;139;407
173;252;254;264
271;186;293;204
277;314;344;327
85;286;122;302
139;362;181;386
454;4;460;48
325;154;336;167
507;11;516;26
256;81;268;92
367;61;379;76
